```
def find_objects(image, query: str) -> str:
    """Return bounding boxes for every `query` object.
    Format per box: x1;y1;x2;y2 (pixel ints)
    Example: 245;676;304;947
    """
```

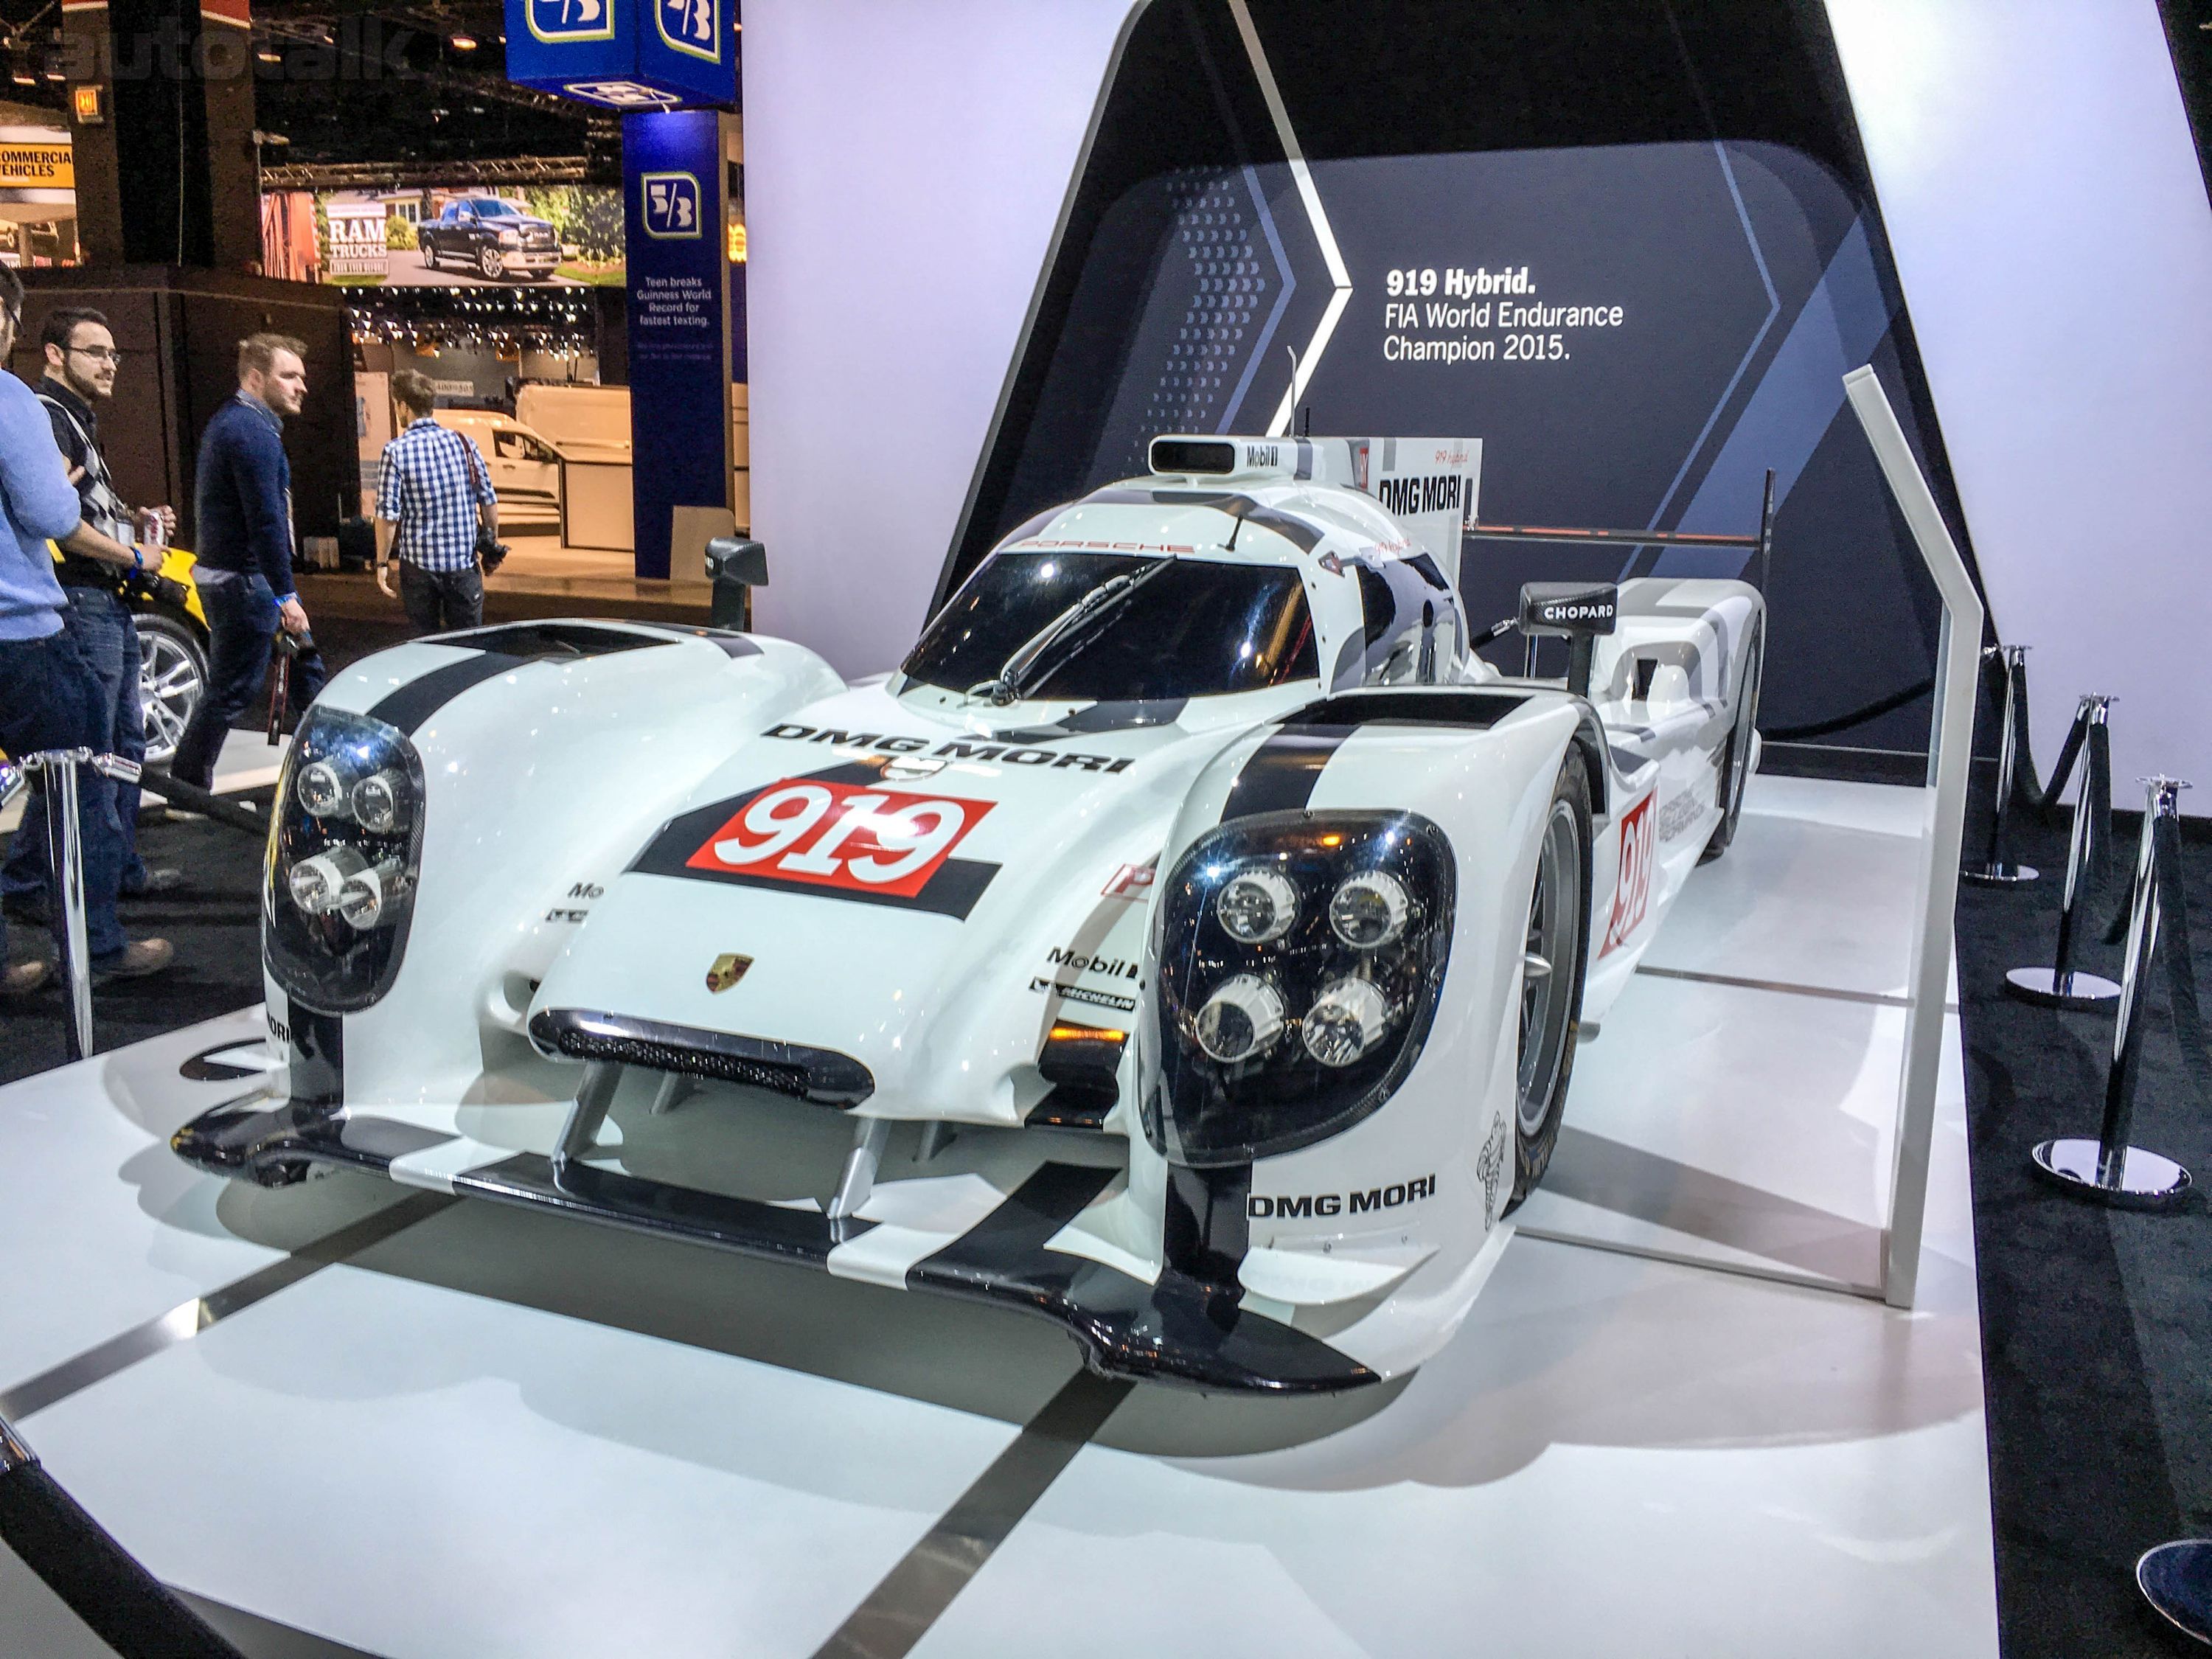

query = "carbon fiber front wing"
171;1096;1379;1395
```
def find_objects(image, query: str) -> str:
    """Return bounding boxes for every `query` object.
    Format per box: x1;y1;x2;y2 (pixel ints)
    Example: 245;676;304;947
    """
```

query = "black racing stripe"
368;651;529;734
1218;726;1352;821
1163;1161;1251;1289
287;1006;344;1110
1239;505;1325;553
909;1164;1372;1393
641;625;763;658
1284;689;1528;729
910;1163;1119;1292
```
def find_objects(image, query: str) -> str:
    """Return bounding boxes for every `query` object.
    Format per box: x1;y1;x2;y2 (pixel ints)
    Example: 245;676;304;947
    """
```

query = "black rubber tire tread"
1700;616;1764;864
1506;752;1593;1211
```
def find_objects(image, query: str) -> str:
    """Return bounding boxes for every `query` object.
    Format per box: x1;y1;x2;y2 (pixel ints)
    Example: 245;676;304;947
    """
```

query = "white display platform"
0;773;1997;1658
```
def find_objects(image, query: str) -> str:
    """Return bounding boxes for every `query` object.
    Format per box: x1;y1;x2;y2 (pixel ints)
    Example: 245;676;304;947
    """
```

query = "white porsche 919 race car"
176;432;1763;1394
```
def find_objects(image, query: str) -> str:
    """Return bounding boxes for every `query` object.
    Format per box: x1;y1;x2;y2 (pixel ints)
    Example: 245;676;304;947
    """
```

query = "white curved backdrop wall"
741;0;1138;679
1826;0;2212;790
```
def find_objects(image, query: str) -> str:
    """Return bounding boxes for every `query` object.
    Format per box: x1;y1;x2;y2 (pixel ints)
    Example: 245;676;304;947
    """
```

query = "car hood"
528;678;1301;1122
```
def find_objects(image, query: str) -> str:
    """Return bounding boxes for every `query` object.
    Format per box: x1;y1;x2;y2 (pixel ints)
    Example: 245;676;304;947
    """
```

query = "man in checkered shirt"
374;369;499;634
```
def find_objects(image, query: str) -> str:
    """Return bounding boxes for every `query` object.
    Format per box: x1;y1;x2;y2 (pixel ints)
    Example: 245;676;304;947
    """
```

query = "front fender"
274;622;844;1108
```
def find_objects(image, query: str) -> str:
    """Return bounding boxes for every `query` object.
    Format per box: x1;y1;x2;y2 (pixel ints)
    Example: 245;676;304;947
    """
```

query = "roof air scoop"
1148;437;1239;476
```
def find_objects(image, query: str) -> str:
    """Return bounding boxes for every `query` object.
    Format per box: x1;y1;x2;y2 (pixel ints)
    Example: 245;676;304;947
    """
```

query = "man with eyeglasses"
1;307;187;933
0;274;174;996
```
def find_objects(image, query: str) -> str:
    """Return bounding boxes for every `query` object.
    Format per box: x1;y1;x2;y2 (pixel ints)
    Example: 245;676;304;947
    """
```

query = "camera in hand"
119;568;192;611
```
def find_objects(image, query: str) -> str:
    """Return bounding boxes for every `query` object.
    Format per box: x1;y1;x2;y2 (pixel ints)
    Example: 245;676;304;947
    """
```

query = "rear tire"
1506;754;1593;1211
1700;619;1764;864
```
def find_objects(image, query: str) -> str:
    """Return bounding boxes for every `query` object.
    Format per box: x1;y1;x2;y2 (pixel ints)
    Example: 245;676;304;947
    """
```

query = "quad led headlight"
265;707;425;1013
1328;871;1410;949
1302;976;1391;1067
1215;866;1298;943
349;771;406;834
288;846;367;917
1146;810;1454;1167
296;757;355;818
1193;974;1285;1063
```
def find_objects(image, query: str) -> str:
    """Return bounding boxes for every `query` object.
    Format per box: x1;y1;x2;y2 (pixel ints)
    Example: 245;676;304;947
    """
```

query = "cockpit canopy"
900;551;1318;702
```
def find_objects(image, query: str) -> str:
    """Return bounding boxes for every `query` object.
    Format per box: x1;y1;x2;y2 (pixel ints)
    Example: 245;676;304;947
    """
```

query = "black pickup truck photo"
416;198;562;282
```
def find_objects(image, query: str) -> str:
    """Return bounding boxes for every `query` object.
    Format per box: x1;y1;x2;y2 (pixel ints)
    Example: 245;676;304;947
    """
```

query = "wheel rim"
481;249;501;278
139;630;201;764
1517;799;1579;1135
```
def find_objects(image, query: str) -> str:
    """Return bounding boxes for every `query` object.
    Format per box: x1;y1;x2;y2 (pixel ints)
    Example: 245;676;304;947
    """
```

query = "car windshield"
902;552;1318;701
476;201;524;218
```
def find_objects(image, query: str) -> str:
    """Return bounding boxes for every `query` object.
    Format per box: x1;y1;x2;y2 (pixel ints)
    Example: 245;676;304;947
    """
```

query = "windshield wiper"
967;557;1173;706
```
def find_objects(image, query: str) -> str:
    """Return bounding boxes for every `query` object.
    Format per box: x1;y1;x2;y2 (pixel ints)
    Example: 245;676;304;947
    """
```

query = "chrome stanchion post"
2006;695;2121;1008
36;751;92;1061
1964;643;2039;885
2031;776;2193;1207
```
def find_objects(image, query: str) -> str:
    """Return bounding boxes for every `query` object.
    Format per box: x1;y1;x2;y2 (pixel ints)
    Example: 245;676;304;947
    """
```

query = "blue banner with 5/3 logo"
624;109;731;579
504;0;731;108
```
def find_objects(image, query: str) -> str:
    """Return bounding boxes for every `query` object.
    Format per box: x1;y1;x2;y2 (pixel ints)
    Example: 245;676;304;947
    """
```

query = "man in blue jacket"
0;269;173;992
170;333;327;791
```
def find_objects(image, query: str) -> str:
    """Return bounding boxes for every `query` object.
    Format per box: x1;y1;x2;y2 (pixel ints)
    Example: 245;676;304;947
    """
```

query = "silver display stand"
2030;776;2194;1208
4;747;142;1062
1961;644;2039;886
2005;695;2121;1009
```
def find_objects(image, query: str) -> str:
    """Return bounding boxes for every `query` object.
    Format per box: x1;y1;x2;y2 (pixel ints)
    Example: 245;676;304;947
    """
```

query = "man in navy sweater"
0;268;173;991
170;333;326;791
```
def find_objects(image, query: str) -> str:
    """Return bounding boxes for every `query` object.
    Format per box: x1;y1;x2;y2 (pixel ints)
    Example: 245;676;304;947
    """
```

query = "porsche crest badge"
705;953;753;993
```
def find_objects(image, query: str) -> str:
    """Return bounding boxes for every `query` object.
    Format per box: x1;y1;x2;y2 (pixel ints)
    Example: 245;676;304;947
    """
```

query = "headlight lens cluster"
1144;810;1453;1167
263;707;425;1013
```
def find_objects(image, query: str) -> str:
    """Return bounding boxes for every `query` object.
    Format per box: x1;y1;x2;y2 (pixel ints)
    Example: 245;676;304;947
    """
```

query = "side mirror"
705;536;768;587
705;537;767;630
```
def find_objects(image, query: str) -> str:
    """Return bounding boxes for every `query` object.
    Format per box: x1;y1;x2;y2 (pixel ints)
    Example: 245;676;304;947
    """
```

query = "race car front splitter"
172;1096;1379;1395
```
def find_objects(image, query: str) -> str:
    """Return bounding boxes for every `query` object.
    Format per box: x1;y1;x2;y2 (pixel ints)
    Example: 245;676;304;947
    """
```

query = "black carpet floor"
1955;799;2212;1658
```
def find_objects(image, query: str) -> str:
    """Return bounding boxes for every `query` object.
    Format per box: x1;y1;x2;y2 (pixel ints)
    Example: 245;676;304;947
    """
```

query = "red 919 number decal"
686;779;993;898
1599;791;1655;957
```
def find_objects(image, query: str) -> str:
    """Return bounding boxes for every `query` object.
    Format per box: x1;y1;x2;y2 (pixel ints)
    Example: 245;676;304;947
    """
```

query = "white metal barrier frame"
1523;366;1983;1310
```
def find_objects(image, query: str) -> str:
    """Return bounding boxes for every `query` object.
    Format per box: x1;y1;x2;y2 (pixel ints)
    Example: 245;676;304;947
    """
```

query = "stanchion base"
1961;862;2040;886
2031;1137;2192;1209
2004;966;2124;1009
2140;1540;2212;1645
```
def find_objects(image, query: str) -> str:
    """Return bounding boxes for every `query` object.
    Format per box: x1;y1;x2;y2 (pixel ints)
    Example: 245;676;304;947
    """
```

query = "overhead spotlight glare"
10;65;35;86
257;47;281;62
450;32;476;49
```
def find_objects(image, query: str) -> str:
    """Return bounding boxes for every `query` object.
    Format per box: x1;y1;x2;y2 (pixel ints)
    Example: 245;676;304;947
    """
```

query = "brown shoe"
93;939;174;981
1;959;49;996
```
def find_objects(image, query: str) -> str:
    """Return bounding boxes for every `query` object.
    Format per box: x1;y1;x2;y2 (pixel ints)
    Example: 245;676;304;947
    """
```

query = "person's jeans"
0;625;128;961
400;562;483;636
3;587;146;900
170;573;326;791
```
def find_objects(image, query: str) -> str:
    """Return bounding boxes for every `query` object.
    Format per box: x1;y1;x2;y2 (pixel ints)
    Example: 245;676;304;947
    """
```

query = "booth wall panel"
1827;0;2212;788
742;0;1137;677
